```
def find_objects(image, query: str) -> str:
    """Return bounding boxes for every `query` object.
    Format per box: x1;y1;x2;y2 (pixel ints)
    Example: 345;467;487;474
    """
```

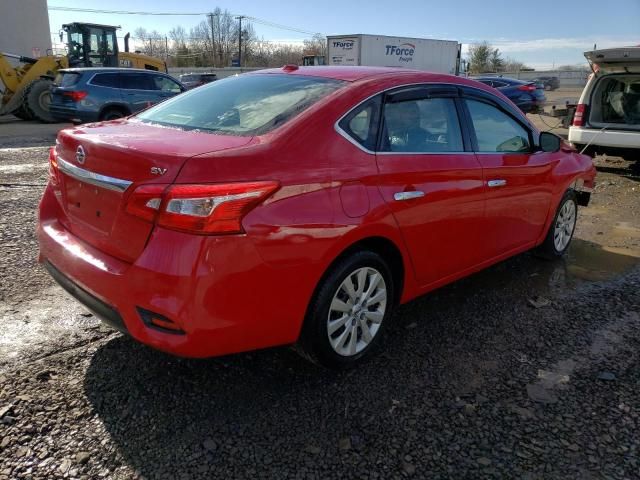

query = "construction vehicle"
0;22;166;123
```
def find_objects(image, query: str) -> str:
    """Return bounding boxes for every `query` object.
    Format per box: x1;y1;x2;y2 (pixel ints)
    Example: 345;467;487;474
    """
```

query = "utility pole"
235;15;246;67
207;12;217;67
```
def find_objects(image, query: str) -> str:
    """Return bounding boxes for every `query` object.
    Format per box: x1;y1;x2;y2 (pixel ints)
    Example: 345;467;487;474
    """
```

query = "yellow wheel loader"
0;22;166;123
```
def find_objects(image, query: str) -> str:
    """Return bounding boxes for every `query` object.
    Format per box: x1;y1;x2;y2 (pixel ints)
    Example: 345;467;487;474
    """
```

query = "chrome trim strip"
57;157;133;192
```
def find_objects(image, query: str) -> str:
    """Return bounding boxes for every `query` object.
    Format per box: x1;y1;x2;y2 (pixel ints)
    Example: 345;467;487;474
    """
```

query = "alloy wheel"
554;199;576;252
327;267;387;356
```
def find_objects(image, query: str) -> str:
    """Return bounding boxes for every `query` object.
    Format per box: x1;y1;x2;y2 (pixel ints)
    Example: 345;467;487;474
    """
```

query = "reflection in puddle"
533;239;640;292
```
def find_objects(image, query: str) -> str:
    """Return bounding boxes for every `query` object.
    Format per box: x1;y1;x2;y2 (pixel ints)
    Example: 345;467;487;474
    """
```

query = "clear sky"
47;0;640;69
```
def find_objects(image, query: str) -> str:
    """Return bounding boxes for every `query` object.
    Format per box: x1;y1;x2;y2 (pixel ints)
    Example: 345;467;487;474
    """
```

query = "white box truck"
327;34;461;74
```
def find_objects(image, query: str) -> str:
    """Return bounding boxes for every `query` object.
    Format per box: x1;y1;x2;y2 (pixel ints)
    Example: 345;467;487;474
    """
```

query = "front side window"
380;97;464;153
137;74;344;136
153;76;182;93
466;99;531;153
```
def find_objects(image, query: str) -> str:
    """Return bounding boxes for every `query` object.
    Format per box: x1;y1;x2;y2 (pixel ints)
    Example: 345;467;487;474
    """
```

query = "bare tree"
303;33;326;56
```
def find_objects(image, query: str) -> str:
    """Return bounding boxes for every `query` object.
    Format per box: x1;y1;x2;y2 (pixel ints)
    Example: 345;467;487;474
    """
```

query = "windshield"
137;73;345;136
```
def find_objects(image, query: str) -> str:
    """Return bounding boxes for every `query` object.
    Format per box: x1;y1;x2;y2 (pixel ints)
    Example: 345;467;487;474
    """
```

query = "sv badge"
150;167;168;176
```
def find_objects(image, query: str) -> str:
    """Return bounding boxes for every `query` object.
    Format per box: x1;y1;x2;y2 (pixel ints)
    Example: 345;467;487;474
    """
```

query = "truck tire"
24;79;56;123
13;105;34;121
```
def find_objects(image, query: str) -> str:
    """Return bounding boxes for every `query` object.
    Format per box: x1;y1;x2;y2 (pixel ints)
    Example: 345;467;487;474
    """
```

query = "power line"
48;6;207;16
48;5;323;36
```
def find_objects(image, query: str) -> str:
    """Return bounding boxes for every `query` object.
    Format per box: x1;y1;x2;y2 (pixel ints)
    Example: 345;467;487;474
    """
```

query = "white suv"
569;47;640;152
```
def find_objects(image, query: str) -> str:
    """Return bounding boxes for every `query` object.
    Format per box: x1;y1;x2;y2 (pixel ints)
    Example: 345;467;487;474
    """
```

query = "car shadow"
82;239;638;478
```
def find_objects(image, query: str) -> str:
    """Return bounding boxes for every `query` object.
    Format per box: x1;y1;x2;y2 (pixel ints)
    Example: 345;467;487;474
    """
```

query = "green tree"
467;42;492;73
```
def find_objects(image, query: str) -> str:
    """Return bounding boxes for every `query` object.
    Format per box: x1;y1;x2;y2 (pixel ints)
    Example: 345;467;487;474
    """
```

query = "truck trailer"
327;34;461;74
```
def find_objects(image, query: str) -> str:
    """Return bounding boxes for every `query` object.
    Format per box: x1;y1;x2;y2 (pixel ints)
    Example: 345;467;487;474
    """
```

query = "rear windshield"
180;74;197;82
54;72;80;87
137;74;345;136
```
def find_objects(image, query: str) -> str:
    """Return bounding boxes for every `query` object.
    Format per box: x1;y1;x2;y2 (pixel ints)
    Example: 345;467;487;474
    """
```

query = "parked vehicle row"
472;76;547;113
39;66;596;367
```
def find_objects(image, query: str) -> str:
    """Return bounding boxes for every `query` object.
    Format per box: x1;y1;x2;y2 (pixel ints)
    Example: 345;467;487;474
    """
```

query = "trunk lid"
585;47;640;73
55;119;253;262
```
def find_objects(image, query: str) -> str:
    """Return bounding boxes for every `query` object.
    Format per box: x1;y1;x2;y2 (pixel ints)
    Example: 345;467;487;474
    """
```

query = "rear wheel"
538;191;578;258
297;250;394;368
24;79;56;123
100;107;127;121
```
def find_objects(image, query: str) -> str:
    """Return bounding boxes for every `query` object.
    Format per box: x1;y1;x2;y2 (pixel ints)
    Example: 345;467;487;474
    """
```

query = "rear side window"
137;74;345;136
54;72;80;87
338;96;381;151
90;73;120;88
466;99;531;153
121;74;155;91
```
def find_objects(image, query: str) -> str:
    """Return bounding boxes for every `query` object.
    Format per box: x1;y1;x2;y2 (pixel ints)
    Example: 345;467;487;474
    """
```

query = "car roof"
60;67;167;74
253;66;428;82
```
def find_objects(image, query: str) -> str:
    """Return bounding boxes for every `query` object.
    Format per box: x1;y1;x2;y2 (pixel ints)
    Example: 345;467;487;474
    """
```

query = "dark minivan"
50;68;185;123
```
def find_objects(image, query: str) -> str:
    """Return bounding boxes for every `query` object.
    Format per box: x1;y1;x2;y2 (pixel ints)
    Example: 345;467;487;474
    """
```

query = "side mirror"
539;131;561;153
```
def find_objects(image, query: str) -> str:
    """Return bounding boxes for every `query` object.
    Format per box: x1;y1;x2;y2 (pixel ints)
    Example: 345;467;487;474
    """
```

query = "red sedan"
38;66;596;367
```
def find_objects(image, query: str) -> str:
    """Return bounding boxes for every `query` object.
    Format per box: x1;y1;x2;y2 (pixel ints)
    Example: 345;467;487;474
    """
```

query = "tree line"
466;42;533;73
132;8;325;68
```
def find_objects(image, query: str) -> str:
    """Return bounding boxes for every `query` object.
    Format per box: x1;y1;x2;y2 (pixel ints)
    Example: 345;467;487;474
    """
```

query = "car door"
374;85;486;286
120;73;161;112
462;92;555;257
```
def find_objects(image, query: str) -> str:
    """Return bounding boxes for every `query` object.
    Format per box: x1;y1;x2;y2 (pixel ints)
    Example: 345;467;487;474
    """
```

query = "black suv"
179;73;218;90
50;68;185;123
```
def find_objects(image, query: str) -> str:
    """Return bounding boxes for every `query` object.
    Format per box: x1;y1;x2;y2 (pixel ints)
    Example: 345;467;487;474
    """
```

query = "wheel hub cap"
327;266;387;357
554;199;576;252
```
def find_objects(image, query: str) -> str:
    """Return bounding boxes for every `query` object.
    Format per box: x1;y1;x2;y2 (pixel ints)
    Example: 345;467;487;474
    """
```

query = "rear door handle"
394;191;425;201
487;179;507;188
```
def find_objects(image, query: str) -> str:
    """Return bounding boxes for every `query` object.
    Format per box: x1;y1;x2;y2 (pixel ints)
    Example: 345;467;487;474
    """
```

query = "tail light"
125;181;279;235
48;147;59;185
572;104;586;127
517;84;537;92
62;91;88;102
124;185;166;222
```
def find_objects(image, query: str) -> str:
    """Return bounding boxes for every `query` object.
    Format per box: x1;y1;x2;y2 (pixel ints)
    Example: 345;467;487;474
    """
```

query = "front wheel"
538;191;578;258
297;251;395;368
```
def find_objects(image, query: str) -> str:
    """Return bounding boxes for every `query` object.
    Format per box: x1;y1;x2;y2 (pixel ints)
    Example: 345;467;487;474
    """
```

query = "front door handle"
487;179;507;188
394;191;425;201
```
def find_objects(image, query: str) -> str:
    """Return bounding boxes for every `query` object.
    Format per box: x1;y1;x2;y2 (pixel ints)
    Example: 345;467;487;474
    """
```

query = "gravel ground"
0;119;639;479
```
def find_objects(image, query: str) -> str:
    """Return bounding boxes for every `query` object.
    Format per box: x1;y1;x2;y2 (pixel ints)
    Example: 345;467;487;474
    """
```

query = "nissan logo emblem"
76;145;86;164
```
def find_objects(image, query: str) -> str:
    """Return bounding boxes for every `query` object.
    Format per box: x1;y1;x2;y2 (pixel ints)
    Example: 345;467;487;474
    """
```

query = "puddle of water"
528;239;640;291
565;240;640;282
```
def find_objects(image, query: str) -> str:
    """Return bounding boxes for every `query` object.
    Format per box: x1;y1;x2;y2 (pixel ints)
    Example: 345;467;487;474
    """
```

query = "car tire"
24;79;56;123
537;190;578;259
297;250;395;368
100;108;127;121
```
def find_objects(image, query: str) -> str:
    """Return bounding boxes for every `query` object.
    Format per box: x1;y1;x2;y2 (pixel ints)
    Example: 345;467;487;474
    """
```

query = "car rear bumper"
49;105;98;124
568;126;640;149
37;185;312;358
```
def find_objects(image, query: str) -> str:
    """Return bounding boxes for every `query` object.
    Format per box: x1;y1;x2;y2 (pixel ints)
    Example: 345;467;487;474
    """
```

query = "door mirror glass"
539;131;561;152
